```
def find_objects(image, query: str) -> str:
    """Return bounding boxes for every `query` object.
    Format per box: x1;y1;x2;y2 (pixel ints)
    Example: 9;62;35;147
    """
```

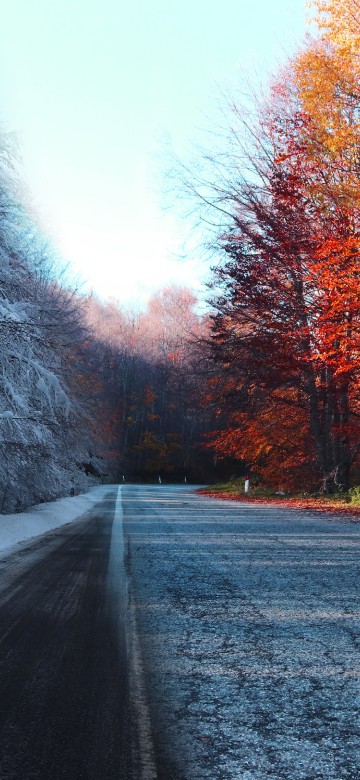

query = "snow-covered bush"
0;130;100;512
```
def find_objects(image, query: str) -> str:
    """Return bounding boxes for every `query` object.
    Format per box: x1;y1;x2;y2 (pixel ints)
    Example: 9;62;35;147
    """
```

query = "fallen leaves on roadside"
197;489;360;520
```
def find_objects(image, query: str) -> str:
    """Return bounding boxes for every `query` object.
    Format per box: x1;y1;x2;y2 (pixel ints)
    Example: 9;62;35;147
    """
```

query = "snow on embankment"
0;486;109;556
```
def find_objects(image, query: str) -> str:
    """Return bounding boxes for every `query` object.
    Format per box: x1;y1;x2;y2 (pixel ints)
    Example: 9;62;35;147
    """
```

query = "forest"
1;0;360;511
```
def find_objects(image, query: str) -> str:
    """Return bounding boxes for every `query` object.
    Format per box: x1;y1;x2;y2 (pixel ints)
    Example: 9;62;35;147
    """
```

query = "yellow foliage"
310;0;360;53
276;0;360;212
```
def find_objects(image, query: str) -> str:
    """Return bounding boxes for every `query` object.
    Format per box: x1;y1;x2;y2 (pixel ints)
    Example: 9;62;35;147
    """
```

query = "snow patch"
0;485;110;556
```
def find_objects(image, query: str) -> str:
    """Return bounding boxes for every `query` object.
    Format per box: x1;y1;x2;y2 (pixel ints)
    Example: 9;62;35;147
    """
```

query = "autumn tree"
190;3;360;492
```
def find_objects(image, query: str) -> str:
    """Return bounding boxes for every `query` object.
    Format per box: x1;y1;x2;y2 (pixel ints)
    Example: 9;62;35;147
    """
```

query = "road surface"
0;484;359;779
123;485;360;780
0;488;137;780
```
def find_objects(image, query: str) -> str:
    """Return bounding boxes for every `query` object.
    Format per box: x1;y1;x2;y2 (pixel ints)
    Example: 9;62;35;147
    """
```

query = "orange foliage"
205;3;360;492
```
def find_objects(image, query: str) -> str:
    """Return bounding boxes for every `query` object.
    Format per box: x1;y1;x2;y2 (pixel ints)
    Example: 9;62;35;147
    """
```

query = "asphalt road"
122;485;360;780
0;488;136;780
0;484;360;780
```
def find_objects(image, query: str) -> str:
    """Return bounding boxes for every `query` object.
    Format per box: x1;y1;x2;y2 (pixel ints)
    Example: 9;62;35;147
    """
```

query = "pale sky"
0;0;307;308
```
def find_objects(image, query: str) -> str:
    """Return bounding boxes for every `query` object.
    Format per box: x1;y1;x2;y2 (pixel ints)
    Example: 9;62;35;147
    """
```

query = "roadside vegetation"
182;0;360;498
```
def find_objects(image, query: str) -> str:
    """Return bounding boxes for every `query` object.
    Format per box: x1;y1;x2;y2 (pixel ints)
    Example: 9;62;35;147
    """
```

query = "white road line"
115;487;158;780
